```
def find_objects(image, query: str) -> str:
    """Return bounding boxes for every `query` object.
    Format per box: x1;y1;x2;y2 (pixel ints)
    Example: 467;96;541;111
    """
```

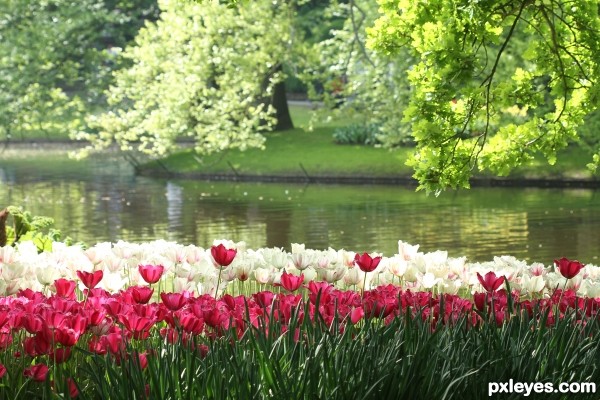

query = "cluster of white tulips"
1;239;599;298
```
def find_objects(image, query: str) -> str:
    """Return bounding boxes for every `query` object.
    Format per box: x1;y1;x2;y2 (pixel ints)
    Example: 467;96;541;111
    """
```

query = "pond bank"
135;167;600;188
3;137;598;189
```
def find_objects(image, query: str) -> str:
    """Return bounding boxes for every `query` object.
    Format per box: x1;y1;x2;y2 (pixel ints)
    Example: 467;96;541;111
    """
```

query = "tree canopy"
368;0;600;193
81;0;295;158
0;0;158;141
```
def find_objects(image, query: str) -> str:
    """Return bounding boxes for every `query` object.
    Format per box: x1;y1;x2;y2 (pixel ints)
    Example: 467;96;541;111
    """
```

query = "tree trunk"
271;77;294;131
266;64;294;131
0;208;8;247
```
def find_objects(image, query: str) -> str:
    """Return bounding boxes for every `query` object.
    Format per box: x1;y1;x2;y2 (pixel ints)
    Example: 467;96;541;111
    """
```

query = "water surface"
1;147;599;263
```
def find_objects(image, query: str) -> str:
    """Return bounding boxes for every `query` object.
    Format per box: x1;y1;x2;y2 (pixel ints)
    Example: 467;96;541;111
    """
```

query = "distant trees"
0;0;158;141
302;0;413;148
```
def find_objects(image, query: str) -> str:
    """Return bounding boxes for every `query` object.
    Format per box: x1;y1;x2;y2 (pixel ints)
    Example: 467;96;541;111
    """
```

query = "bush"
332;123;381;145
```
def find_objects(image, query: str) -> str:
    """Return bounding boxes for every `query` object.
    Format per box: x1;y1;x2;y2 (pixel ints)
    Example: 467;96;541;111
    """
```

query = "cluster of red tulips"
0;245;595;398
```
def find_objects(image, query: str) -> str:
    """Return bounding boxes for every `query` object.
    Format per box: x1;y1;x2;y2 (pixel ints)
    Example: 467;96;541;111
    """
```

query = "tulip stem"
361;272;367;300
215;268;223;299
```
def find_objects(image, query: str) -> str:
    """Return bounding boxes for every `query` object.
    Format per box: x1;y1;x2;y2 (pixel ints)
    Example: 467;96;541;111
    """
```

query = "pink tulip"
130;286;154;304
121;314;154;338
137;352;149;370
307;281;333;305
350;307;364;324
22;314;43;334
179;313;204;335
67;378;79;398
138;264;165;284
55;326;83;347
51;347;72;364
473;292;486;312
103;332;126;355
253;291;275;308
0;363;6;379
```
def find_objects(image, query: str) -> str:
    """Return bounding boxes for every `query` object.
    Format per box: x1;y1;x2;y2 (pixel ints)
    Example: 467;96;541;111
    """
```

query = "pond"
1;146;599;264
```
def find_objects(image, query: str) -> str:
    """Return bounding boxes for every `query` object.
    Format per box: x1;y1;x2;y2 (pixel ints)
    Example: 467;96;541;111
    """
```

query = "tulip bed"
1;240;600;399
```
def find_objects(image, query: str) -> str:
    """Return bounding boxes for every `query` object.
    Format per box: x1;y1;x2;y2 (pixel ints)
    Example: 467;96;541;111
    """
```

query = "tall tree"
368;0;600;193
82;0;295;158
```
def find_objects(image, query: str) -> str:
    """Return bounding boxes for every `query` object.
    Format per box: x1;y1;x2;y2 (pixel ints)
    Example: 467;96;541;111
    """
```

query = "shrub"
332;123;381;146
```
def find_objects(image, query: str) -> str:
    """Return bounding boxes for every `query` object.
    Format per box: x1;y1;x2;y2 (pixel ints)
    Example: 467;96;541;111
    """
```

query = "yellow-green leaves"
368;0;600;193
81;0;293;159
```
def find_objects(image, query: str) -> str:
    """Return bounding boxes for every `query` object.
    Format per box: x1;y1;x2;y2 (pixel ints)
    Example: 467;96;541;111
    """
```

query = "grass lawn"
143;105;595;180
150;126;414;178
2;102;594;181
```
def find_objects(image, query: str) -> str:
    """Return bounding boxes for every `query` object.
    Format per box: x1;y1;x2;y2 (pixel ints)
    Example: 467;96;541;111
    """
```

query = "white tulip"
343;267;362;286
254;267;271;284
421;272;440;289
0;246;17;264
398;241;420;261
521;275;545;294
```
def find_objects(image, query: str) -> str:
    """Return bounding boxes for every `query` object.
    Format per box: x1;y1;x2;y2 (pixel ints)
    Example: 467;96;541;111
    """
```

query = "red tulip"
23;364;49;382
354;253;381;273
0;363;6;379
136;352;149;370
280;272;304;292
51;347;72;364
211;244;237;267
476;271;505;292
473;292;486;312
555;257;585;279
253;291;275;308
54;278;76;299
179;313;204;335
138;264;164;284
350;307;364;324
160;292;187;311
67;378;79;399
76;270;104;290
131;286;154;304
55;327;82;347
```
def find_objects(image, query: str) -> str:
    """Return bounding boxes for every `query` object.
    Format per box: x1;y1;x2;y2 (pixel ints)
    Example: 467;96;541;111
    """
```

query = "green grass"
139;103;412;177
151;127;413;177
507;147;594;179
143;105;594;180
1;103;594;180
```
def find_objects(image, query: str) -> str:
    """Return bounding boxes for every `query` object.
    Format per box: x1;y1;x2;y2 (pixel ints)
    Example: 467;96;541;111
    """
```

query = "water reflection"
1;153;599;263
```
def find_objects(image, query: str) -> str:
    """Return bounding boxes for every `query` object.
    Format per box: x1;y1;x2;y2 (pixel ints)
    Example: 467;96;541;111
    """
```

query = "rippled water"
1;147;599;263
